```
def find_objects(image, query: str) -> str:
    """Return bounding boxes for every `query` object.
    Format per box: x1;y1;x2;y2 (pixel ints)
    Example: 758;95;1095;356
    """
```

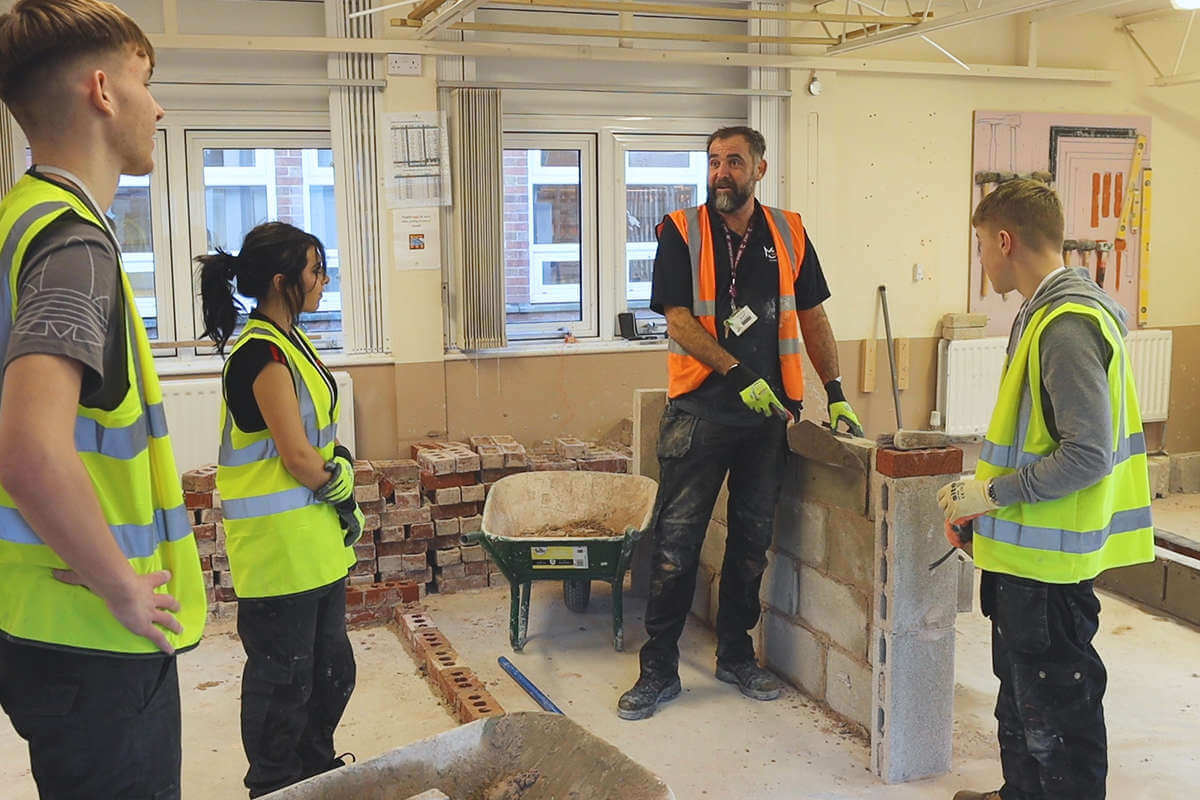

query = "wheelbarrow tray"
264;712;675;799
471;471;657;651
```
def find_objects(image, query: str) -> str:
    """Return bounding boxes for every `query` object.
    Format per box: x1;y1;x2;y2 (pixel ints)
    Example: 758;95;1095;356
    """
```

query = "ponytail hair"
196;249;243;354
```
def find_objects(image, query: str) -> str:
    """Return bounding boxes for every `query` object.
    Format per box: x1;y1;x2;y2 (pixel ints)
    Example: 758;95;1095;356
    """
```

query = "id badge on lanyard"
723;220;758;336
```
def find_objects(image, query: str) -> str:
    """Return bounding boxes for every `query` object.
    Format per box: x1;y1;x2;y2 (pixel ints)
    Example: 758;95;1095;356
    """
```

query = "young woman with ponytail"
198;221;360;798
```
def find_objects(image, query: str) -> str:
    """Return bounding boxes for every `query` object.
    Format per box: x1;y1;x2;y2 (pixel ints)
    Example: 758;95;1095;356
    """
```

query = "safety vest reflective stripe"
223;485;317;520
981;431;1147;470
976;506;1153;556
0;504;192;556
73;403;170;459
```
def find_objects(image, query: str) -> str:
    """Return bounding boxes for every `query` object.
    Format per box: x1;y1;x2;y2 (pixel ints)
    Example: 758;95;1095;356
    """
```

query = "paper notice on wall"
392;208;440;270
383;111;451;209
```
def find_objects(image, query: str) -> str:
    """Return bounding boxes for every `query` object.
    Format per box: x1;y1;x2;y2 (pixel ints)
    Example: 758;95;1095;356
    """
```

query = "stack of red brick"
396;610;504;723
181;433;632;604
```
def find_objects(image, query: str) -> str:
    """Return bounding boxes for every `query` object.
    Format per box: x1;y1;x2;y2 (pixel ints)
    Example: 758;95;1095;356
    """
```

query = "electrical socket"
387;54;422;77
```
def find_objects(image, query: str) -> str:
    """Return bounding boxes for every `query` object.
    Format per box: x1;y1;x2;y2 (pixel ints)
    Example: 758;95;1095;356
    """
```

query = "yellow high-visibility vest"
974;300;1154;583
217;317;353;599
0;174;206;654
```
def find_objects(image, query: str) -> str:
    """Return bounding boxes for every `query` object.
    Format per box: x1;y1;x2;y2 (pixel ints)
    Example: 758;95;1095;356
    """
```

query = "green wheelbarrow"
463;471;657;652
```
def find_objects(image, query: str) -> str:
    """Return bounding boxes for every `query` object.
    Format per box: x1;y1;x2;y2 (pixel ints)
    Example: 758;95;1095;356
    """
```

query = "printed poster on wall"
392;208;440;270
383;111;451;209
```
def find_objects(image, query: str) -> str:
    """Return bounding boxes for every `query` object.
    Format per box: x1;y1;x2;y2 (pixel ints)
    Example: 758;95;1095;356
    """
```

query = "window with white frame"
496;125;710;342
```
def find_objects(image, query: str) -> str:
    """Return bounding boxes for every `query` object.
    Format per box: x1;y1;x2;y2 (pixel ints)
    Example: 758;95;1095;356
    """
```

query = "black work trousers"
237;577;356;798
0;636;181;799
981;570;1108;800
639;405;788;675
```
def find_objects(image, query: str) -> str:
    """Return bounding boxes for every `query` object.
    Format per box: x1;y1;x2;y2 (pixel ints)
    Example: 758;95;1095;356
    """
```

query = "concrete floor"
2;580;1198;799
1153;492;1200;544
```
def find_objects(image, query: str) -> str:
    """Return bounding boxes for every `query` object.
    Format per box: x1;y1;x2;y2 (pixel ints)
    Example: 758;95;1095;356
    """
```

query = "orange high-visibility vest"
663;204;807;401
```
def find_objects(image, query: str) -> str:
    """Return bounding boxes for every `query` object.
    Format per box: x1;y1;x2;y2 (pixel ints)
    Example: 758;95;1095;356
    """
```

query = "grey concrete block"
1169;451;1200;494
691;564;715;627
1096;557;1166;608
826;647;872;729
957;557;975;614
826;505;876;593
1148;455;1170;499
760;549;798;616
699;518;728;574
872;627;955;783
797;564;870;660
873;474;959;635
1162;550;1200;626
786;453;870;518
774;494;827;567
632;389;668;483
763;610;826;699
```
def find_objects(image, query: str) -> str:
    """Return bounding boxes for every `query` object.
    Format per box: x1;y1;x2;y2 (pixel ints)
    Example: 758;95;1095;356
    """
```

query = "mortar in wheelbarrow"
264;712;675;799
464;471;657;651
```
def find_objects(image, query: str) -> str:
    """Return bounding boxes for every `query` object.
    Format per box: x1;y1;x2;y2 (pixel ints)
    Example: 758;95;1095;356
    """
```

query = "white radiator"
160;372;355;474
937;338;1008;436
937;329;1173;435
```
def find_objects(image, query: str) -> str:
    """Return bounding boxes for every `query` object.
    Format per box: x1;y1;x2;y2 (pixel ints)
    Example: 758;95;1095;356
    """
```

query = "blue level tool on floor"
498;656;564;715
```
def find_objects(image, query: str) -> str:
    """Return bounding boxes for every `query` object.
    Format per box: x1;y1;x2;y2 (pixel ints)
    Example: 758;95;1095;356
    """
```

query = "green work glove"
825;379;864;437
315;454;354;505
728;364;789;419
335;499;365;547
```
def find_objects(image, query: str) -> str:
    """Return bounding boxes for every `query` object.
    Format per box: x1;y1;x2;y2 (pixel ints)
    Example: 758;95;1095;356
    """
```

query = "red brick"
476;444;506;469
469;435;496;448
359;499;385;515
394;490;421;509
460;483;486;503
374;458;420;483
378;539;428;556
465;561;488;576
346;607;391;627
437;563;466;579
481;466;528;482
192;522;216;540
433;486;462;505
433;547;462;566
875;446;963;478
418;451;457;476
460;544;485;563
376;475;395;500
409;441;447;459
383;506;431;526
431;501;480;520
528;454;578;471
198;508;223;523
434;664;483;699
354;483;381;503
437;574;488;594
409;521;435;540
433;534;464;548
215;585;238;602
396;610;437;644
378;525;405;543
459;515;483;534
199;555;212;572
435;517;460;536
353;541;375;559
411;628;453;659
184;491;213;510
345;585;365;608
363;513;381;531
401;553;428;571
181;466;217;492
350;559;375;576
455;687;504;722
420;471;478;491
353;460;377;485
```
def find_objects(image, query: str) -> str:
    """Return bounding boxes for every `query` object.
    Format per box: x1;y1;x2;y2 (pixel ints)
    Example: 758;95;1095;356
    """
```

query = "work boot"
715;659;782;701
952;791;1002;800
617;671;682;720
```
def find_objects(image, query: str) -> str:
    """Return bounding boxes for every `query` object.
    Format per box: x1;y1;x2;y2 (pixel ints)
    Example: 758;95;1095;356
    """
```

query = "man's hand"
728;364;789;419
944;515;982;549
315;455;354;504
824;379;864;437
937;479;999;522
53;569;182;655
336;499;365;547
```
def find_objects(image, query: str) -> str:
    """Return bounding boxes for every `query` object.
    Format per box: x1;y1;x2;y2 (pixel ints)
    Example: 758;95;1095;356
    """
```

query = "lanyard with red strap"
723;217;754;309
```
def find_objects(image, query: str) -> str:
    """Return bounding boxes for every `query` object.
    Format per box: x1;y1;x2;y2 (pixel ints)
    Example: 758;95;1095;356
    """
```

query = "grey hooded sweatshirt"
988;266;1129;508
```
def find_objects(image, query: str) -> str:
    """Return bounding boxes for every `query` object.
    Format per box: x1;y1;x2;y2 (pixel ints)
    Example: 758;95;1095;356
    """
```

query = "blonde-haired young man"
0;2;205;797
940;179;1153;800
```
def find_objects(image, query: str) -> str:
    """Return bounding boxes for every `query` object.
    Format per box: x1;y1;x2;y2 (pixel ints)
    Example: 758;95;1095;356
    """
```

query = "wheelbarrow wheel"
562;578;591;612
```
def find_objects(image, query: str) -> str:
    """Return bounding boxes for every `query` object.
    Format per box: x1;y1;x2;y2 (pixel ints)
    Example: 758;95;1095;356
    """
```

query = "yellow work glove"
825;379;864;437
937;478;1000;522
315;455;354;504
728;364;790;420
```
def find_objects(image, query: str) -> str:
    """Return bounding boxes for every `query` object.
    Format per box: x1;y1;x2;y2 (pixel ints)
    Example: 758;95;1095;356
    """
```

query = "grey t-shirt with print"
2;174;128;411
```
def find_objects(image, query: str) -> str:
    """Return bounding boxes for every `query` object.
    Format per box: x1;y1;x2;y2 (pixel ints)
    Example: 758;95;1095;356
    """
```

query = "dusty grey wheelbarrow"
462;471;658;652
264;712;675;799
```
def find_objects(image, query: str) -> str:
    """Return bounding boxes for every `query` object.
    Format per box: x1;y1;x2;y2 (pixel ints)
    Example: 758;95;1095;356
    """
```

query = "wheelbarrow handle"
461;531;483;544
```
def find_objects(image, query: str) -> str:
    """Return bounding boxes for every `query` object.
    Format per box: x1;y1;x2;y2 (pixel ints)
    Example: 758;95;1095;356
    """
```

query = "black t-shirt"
5;169;128;411
223;310;337;433
649;201;830;427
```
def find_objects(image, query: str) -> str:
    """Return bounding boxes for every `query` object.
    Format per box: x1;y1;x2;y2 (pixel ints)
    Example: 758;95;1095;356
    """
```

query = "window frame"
501;131;599;340
491;115;738;345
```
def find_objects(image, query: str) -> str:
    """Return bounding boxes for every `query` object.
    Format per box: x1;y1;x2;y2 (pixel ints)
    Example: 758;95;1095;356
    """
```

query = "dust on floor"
0;580;1197;799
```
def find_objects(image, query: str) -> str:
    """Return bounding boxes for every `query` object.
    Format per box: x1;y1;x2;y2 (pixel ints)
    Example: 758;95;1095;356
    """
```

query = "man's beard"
707;178;753;212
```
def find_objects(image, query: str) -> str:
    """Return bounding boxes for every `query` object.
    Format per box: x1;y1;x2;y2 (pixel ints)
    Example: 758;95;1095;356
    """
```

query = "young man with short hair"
940;179;1153;800
0;2;206;797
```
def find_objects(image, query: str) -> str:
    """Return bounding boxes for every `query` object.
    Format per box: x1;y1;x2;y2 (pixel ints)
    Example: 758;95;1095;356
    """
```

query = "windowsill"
154;351;396;377
446;337;668;360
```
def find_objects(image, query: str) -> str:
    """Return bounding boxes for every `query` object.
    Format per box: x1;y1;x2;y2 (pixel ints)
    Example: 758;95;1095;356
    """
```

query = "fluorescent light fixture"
1170;0;1200;9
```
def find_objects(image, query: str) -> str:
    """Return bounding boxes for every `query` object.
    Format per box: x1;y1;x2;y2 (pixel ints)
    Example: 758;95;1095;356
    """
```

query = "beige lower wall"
167;322;1200;462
